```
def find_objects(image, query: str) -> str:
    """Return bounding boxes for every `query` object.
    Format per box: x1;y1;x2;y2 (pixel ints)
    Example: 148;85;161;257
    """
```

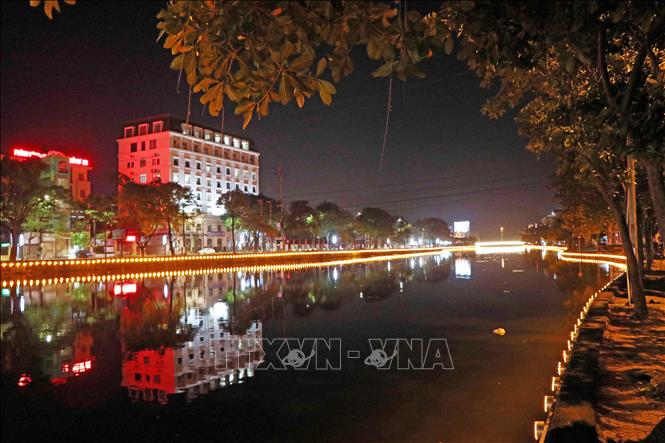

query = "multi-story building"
6;147;93;259
10;147;92;201
117;114;260;252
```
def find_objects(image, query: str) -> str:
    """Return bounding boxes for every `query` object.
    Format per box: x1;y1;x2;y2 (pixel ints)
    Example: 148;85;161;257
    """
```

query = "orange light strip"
1;247;475;287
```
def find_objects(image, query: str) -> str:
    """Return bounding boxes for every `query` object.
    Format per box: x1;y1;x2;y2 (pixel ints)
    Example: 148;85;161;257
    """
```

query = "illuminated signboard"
11;148;90;166
69;156;89;166
125;235;137;242
62;359;93;376
12;148;45;159
453;221;470;237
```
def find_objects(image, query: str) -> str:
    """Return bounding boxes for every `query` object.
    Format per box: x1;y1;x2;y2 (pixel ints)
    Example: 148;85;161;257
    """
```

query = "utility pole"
275;166;286;249
626;155;638;304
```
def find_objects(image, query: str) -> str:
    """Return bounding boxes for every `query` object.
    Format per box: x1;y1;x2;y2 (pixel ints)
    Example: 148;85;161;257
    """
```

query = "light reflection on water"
1;251;618;442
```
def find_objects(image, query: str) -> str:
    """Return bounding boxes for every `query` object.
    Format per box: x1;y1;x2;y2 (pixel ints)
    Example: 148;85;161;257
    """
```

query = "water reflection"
1;251;619;441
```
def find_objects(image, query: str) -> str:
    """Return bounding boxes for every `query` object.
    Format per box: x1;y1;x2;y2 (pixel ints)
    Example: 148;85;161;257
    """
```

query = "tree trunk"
644;216;654;271
636;211;644;281
10;224;20;261
231;219;236;253
167;223;176;256
644;161;665;237
595;178;648;318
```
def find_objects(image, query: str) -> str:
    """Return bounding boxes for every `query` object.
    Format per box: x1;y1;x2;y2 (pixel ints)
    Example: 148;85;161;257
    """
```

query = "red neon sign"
69;156;89;166
62;359;93;376
12;148;45;159
11;148;90;167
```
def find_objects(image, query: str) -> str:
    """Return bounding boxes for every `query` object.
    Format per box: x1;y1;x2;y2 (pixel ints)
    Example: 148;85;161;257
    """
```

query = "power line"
343;179;546;209
287;164;544;200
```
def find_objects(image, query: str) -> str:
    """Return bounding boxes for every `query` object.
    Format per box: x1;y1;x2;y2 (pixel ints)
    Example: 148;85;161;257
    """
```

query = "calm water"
1;251;617;442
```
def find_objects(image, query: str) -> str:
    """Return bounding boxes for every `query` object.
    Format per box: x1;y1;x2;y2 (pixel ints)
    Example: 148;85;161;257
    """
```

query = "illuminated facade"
121;316;263;404
117;114;260;251
10;147;92;202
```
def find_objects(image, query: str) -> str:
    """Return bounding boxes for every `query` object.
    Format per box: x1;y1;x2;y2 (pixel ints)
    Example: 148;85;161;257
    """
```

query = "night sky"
1;1;556;239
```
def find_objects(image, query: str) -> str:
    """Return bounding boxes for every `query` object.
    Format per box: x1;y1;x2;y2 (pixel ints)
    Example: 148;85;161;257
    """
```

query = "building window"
207;179;211;187
241;141;249;150
207;194;211;201
152;158;160;165
139;124;148;136
206;163;211;173
154;375;161;384
196;178;201;185
152;121;163;133
216;181;221;188
126;162;132;168
226;167;231;175
141;141;146;151
134;373;141;381
140;174;147;183
173;158;179;166
252;186;256;194
233;138;240;148
196;162;201;170
194;128;201;138
182;124;190;135
244;185;248;192
197;193;201;201
173;173;179;182
214;134;221;143
140;159;146;167
124;127;135;138
204;131;211;140
130;143;137;153
185;160;190;168
226;182;230;190
185;175;190;184
216;166;221;173
236;184;240;190
149;139;157;149
224;136;231;145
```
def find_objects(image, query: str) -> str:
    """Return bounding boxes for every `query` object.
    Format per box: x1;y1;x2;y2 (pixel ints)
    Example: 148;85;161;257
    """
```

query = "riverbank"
0;246;475;285
542;272;665;443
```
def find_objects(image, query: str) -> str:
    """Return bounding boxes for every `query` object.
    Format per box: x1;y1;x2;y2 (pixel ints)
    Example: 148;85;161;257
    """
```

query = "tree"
154;182;196;255
0;157;52;260
156;1;444;128
315;201;353;247
285;200;318;242
414;217;451;245
117;178;164;256
218;190;253;253
355;207;394;248
22;186;69;258
77;194;116;253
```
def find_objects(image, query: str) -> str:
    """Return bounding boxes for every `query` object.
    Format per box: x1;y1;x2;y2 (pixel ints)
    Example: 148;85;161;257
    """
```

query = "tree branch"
597;27;616;108
620;40;648;113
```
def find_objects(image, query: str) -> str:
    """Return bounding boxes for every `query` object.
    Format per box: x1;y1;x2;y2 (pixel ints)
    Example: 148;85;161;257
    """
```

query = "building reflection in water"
454;257;472;279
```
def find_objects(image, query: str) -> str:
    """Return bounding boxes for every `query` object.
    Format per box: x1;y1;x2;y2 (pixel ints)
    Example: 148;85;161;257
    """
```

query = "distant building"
6;147;93;259
117;115;260;252
10;147;92;202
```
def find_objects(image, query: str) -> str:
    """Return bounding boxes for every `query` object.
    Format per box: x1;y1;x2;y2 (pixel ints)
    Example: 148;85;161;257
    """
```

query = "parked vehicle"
75;249;94;258
198;247;216;254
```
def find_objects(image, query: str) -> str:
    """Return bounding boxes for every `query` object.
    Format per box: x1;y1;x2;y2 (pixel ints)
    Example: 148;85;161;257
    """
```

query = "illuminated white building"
117;114;260;251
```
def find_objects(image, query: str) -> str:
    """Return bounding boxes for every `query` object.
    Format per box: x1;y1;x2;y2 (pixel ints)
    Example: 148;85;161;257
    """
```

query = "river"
1;250;618;442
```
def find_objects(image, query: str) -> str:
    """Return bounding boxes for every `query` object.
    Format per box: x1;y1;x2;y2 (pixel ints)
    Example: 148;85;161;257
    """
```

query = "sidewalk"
544;274;665;442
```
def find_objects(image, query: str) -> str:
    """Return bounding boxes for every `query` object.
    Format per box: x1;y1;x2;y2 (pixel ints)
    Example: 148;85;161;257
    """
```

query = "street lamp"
500;226;504;242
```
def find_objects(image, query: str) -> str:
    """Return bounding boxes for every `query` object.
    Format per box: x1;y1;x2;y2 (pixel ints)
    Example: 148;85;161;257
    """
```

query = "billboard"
453;221;470;238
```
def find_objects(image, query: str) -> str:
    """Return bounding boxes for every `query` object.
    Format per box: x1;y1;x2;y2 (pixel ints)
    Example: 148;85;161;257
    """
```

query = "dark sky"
1;1;556;239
